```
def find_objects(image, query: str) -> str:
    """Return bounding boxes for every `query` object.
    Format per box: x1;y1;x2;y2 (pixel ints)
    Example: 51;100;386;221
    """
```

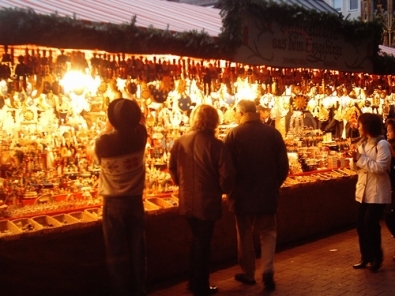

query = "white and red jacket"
95;124;147;197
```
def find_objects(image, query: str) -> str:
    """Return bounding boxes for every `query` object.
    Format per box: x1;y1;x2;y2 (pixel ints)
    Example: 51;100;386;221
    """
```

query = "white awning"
0;0;223;37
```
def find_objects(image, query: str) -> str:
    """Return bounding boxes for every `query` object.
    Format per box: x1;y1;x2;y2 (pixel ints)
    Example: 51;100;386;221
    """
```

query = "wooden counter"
0;176;357;295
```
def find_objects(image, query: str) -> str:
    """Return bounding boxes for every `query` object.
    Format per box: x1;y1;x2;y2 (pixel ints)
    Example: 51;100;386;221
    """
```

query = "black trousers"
186;217;215;292
357;203;386;263
384;192;395;236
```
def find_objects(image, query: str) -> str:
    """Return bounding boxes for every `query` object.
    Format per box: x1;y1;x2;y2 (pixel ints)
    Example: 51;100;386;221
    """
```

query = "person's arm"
87;121;113;163
168;142;179;185
357;141;391;174
223;130;237;167
218;144;235;194
101;120;114;135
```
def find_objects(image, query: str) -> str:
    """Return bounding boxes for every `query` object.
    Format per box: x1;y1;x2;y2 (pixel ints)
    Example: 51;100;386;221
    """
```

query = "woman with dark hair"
352;113;392;272
385;117;395;158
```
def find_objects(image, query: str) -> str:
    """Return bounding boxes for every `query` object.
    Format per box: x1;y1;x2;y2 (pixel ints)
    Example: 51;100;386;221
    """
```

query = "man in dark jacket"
169;104;235;296
224;100;289;291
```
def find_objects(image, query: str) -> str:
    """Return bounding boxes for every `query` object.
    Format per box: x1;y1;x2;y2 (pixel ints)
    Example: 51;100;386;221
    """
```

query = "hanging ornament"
178;94;192;111
292;95;308;111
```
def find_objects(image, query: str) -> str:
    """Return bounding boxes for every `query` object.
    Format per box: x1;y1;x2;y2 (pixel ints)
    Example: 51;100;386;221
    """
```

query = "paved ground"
148;223;395;296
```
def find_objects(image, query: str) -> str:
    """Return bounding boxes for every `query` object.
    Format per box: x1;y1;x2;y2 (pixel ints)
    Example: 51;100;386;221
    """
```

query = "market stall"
0;1;390;293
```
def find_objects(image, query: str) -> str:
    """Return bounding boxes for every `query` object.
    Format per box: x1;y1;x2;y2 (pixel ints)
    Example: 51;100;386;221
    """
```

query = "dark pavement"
148;222;395;296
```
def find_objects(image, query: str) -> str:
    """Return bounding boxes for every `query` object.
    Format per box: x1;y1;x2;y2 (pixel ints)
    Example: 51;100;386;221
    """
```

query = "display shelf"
69;211;98;227
2;204;102;221
12;217;44;238
0;220;23;241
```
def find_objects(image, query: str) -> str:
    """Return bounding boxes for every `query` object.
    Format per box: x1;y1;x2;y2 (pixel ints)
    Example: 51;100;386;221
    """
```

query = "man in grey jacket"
224;100;289;291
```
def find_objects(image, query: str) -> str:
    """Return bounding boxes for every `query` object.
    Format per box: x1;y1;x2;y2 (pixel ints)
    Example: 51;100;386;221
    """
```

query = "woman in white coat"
352;113;392;272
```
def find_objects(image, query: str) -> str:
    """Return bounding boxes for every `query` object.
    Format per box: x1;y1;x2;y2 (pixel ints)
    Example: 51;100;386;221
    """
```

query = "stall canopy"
0;0;223;37
0;0;377;72
0;0;339;38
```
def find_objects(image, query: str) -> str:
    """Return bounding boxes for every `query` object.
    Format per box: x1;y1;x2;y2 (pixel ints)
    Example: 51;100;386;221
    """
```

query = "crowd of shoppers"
92;97;289;295
92;97;395;295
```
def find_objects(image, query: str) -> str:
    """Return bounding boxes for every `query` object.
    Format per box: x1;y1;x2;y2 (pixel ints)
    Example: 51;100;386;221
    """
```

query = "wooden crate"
0;220;23;241
32;215;62;234
51;214;80;231
69;211;98;227
12;217;44;238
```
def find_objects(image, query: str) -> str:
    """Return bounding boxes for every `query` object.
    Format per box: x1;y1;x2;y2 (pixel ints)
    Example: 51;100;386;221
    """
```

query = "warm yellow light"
60;71;85;93
59;71;100;95
86;75;101;95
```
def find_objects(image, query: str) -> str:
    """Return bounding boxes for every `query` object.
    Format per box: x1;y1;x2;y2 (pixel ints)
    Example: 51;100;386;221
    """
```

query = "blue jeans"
102;195;146;296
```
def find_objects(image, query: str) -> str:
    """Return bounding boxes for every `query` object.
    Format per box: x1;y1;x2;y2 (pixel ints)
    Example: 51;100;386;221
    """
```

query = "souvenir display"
0;44;387;238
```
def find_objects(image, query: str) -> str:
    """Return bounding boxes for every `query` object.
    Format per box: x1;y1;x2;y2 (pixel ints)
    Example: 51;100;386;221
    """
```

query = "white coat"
355;137;392;204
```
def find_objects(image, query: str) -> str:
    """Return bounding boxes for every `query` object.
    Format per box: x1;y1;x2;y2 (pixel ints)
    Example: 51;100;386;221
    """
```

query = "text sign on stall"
233;13;374;73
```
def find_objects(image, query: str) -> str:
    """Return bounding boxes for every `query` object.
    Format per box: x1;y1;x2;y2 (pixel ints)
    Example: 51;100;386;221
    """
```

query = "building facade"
360;0;395;47
324;0;360;19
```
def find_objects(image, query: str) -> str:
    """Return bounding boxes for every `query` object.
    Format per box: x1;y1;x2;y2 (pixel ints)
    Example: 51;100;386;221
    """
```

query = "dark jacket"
169;130;235;221
388;138;395;190
345;122;360;140
224;112;289;215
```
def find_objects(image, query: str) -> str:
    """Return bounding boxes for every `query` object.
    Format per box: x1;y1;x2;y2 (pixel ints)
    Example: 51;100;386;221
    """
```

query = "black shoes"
234;273;256;285
353;260;382;272
353;261;369;269
369;261;382;272
234;272;275;290
263;272;276;291
190;285;218;296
